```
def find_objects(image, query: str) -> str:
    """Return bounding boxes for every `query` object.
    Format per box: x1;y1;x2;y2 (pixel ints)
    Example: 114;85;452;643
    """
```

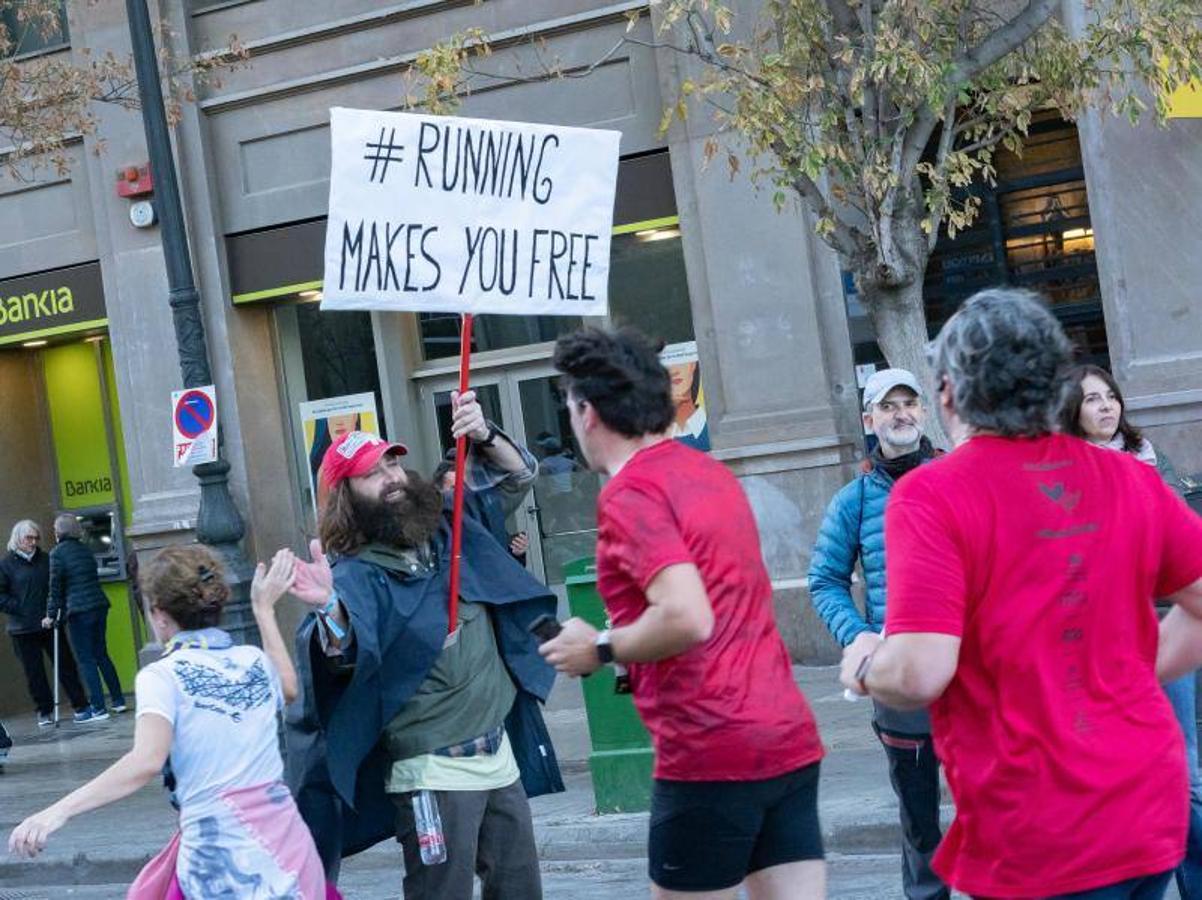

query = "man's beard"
879;423;921;453
350;471;445;548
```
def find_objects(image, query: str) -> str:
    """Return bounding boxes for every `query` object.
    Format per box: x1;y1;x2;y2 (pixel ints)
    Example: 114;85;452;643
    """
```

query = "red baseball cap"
320;431;408;491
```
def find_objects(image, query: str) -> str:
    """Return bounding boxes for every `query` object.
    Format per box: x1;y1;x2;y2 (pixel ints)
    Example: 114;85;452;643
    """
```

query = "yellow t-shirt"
385;730;520;793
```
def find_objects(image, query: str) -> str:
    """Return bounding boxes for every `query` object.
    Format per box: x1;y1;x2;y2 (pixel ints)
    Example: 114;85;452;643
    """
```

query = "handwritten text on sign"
321;108;621;317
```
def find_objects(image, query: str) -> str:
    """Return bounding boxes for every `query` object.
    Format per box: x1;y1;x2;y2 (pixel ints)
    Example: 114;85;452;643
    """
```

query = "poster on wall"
299;392;380;508
321;107;621;317
659;342;710;452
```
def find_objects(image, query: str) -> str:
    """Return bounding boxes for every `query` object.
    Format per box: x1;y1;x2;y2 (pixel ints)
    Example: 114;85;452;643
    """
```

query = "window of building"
294;302;386;426
1;3;68;56
274;301;387;520
607;217;692;345
418;312;583;361
416;151;694;360
846;113;1106;369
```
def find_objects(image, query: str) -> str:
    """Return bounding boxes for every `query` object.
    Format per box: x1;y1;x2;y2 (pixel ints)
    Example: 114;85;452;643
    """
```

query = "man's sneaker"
110;703;128;714
72;709;91;723
37;713;53;728
75;709;108;723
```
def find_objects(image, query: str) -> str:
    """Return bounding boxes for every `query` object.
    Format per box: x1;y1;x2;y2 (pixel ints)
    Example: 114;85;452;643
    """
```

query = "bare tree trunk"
861;277;953;450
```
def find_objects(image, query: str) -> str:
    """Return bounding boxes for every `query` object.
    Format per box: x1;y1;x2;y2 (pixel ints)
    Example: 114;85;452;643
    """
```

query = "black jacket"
47;537;109;620
0;549;51;635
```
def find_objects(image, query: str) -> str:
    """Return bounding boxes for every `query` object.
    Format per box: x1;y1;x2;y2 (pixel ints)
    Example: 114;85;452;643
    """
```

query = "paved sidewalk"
0;666;914;890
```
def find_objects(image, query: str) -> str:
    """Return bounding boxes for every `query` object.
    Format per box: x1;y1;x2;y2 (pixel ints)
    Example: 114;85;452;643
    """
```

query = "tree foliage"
0;0;245;178
414;0;1201;310
649;0;1202;299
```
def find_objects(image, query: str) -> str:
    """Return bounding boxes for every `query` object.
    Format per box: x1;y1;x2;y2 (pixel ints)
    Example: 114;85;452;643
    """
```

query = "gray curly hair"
927;288;1072;438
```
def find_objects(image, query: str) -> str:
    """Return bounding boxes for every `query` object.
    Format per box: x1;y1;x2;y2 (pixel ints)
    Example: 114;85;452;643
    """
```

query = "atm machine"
68;506;125;580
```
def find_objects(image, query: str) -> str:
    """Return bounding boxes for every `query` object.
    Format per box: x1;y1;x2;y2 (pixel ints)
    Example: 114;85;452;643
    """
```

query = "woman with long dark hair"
1061;363;1202;897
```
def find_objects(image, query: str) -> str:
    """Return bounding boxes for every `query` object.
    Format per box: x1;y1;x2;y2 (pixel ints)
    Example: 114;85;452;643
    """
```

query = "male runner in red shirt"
541;326;825;900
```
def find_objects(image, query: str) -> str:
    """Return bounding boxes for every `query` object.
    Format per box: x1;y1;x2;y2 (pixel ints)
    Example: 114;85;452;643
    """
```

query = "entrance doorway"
416;363;601;592
0;333;139;715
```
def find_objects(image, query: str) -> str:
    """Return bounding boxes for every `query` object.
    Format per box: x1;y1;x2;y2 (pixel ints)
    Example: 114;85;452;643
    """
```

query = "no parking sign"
171;385;218;467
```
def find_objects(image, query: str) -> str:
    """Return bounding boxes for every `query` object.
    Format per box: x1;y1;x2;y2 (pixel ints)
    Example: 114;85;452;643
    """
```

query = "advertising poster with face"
300;392;380;510
659;341;710;452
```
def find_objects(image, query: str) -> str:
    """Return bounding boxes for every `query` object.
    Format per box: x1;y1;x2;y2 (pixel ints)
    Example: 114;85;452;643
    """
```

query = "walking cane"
52;617;60;728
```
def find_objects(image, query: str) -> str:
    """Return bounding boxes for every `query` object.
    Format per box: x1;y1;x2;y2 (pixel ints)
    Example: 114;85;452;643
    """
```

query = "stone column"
652;1;865;662
1067;1;1202;476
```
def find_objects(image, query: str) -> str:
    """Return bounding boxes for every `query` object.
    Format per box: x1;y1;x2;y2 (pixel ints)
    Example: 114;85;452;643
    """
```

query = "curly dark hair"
1059;364;1143;452
141;545;229;631
927;287;1073;438
552;327;675;437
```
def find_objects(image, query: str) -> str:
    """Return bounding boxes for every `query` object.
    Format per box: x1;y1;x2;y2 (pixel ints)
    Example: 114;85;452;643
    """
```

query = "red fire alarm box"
116;164;153;198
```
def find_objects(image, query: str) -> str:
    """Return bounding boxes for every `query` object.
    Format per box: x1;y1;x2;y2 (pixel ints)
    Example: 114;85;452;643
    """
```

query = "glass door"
416;372;538;574
511;370;601;589
416;364;601;590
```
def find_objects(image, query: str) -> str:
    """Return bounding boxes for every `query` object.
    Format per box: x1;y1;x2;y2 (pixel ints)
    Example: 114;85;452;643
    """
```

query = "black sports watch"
595;629;615;665
475;423;499;448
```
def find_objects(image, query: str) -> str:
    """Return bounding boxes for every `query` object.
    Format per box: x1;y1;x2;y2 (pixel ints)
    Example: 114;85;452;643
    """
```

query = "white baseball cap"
862;368;923;410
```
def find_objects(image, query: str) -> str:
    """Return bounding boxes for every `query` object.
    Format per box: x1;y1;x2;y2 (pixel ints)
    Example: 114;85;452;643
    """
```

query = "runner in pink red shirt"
540;326;825;900
842;287;1202;900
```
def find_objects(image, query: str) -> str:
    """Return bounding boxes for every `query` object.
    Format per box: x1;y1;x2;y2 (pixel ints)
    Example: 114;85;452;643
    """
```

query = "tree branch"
858;0;879;143
823;0;860;38
956;128;1017;158
928;97;958;254
778;151;861;260
876;126;908;280
898;106;938;184
950;0;1060;84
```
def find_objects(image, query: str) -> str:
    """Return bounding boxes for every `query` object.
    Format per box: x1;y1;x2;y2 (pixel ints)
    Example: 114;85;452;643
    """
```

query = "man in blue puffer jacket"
808;368;947;900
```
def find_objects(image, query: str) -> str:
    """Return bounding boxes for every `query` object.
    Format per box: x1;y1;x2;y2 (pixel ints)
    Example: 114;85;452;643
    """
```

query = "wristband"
475;424;498;448
321;592;341;616
319;593;347;641
854;652;874;693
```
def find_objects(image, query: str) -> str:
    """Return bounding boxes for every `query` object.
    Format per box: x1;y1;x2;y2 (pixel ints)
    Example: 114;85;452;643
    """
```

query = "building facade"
0;0;1199;711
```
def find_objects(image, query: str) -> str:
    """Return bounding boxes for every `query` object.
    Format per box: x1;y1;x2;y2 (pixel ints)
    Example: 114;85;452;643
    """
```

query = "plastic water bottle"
412;790;447;865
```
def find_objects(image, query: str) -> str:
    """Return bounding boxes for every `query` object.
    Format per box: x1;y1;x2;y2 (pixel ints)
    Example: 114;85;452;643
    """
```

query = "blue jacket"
808;465;893;647
286;498;563;875
808;445;940;648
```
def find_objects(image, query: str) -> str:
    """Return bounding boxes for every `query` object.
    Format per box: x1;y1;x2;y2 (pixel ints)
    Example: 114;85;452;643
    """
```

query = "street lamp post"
125;0;257;644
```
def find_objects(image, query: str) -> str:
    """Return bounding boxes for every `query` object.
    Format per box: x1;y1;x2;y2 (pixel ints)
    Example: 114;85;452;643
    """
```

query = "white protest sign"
171;385;218;467
322;107;620;317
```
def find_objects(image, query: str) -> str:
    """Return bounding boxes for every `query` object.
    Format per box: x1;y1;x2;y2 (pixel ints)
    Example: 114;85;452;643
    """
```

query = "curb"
0;815;911;887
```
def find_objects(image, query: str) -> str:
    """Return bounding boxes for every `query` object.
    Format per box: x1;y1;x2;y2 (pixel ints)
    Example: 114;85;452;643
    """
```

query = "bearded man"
285;390;563;900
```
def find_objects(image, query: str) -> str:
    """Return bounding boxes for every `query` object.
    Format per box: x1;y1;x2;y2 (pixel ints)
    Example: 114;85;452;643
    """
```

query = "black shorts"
648;761;824;892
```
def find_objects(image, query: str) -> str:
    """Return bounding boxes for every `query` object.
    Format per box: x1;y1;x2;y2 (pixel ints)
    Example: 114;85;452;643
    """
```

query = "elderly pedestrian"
0;519;90;725
809;369;948;900
45;513;125;721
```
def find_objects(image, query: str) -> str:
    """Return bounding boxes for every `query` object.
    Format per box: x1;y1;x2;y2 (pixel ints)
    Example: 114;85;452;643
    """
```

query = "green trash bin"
563;556;654;813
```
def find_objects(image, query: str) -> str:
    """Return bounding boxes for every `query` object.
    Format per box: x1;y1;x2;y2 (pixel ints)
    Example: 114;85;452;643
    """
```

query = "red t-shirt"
595;439;823;781
886;433;1202;897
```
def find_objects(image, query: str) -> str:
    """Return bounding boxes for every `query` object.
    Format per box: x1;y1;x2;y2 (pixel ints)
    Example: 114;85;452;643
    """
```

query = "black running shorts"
648;760;824;892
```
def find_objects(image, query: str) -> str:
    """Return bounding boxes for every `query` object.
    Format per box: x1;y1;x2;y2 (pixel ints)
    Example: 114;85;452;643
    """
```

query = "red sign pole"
447;313;473;634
